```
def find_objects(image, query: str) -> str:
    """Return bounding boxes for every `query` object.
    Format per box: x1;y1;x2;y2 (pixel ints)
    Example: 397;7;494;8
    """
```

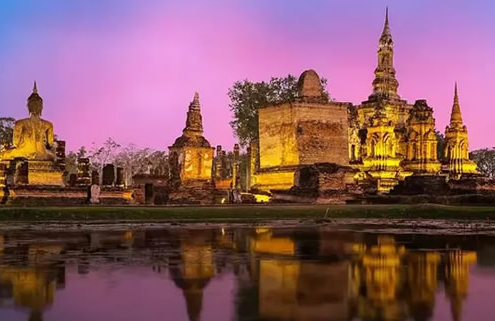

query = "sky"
0;0;494;152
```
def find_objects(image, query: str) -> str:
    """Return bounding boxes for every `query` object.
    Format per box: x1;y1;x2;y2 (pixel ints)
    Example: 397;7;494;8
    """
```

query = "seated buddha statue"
0;82;56;161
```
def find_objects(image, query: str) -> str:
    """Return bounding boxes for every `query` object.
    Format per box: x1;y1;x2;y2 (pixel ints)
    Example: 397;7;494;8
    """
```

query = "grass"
0;204;495;222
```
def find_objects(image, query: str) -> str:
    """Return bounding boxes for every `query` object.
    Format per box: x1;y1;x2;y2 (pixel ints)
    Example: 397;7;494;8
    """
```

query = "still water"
0;223;494;321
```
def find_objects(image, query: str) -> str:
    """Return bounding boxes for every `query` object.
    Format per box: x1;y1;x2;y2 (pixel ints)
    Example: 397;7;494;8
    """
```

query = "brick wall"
258;101;350;170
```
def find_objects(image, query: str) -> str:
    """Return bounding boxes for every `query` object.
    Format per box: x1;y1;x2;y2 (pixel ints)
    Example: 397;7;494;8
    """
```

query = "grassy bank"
0;204;495;222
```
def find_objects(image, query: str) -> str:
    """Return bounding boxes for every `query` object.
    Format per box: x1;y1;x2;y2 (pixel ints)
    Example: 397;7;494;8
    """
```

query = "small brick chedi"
168;93;215;203
443;84;478;179
250;69;351;192
0;82;64;186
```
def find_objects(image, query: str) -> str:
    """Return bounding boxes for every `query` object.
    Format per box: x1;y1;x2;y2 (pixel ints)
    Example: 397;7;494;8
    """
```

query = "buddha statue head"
27;81;43;117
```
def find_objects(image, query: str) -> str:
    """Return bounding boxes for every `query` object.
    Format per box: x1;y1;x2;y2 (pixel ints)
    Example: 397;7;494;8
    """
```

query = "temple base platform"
0;185;134;206
167;179;218;205
271;163;363;204
0;159;64;186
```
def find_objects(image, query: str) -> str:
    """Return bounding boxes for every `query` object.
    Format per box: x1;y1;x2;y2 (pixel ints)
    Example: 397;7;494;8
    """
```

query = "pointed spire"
33;81;38;94
385;6;389;30
183;91;204;134
454;82;459;104
450;82;463;126
380;7;392;44
189;92;201;111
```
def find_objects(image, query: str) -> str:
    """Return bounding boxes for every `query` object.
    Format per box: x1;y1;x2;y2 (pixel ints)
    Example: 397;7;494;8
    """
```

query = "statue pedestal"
26;161;64;186
0;159;64;186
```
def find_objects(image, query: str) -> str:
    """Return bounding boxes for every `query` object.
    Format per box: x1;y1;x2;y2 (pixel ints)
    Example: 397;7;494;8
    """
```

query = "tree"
88;137;121;183
65;146;88;175
471;148;495;179
0;117;15;148
228;75;329;147
114;145;169;186
146;150;169;176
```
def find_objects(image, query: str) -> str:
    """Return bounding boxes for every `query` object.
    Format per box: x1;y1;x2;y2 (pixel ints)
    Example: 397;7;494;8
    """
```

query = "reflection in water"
170;231;215;321
0;226;491;321
444;251;476;321
0;239;65;321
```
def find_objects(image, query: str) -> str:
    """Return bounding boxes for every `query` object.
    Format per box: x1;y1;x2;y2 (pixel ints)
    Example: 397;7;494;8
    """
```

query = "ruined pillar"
91;170;99;185
55;140;66;171
77;158;91;186
214;145;223;179
246;146;251;191
248;140;259;190
102;164;115;186
232;144;240;189
68;173;77;187
116;167;124;187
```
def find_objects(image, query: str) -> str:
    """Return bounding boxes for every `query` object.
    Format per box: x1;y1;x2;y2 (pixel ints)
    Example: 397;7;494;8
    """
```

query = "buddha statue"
0;82;56;161
0;82;63;186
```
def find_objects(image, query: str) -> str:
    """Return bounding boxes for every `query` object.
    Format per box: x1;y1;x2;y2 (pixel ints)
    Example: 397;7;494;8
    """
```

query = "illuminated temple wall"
169;146;214;182
254;101;350;191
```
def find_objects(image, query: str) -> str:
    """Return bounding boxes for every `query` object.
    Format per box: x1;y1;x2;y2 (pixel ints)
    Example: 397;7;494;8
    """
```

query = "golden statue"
0;82;63;186
0;82;55;161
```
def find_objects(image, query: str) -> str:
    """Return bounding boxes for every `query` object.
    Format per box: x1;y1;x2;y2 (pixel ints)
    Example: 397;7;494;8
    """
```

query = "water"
0;222;494;321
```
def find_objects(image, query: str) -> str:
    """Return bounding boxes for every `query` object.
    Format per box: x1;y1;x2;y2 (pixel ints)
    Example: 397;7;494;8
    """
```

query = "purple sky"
1;0;494;151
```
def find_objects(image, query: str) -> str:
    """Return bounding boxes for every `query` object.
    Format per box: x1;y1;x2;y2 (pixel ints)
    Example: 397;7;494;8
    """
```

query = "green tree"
0;117;15;148
228;75;329;147
471;148;495;179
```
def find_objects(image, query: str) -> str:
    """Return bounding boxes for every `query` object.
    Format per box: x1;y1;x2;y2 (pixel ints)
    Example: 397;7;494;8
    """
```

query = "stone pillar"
91;170;99;185
77;158;91;186
214;145;223;179
246;146;251;191
232;144;240;189
221;150;228;178
55;140;66;171
0;163;7;186
248;140;259;190
68;173;77;187
102;164;115;186
116;167;124;187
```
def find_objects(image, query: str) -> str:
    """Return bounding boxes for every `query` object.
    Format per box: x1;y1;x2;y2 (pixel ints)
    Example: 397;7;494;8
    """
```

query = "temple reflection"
0;239;65;321
0;228;486;321
233;230;479;321
405;252;440;321
169;230;215;321
352;235;407;321
444;250;476;321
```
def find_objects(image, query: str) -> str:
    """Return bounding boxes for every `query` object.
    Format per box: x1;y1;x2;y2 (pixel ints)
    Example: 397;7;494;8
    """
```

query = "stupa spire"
380;7;392;43
369;7;400;100
184;91;204;134
450;82;463;126
33;81;38;94
190;92;201;111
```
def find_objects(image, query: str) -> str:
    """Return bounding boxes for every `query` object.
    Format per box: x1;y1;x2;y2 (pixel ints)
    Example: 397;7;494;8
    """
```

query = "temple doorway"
145;184;154;204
